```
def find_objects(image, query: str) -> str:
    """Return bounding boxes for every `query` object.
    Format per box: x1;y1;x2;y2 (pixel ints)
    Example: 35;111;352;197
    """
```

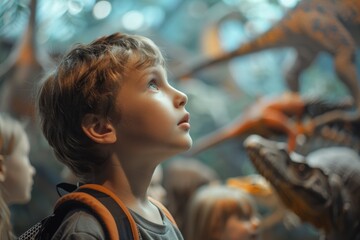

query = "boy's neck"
90;155;164;224
91;155;156;202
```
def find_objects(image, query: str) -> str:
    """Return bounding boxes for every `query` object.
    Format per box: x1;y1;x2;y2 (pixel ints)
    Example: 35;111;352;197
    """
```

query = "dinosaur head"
244;135;335;231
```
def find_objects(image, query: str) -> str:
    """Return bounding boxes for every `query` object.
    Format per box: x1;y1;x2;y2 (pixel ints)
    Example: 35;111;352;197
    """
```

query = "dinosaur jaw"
244;135;333;231
244;135;294;204
244;135;290;183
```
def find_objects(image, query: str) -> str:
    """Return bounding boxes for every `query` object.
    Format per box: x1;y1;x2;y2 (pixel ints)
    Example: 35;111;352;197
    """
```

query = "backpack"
18;183;176;240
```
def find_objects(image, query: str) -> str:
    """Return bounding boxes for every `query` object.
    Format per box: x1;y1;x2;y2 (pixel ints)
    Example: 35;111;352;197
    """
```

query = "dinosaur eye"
294;163;311;179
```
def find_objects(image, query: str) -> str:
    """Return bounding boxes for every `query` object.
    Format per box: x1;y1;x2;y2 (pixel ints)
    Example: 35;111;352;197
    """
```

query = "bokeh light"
93;0;112;20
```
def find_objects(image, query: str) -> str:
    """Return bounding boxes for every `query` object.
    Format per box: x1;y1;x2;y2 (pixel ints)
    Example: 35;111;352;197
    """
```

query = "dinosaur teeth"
293;124;360;156
319;126;359;151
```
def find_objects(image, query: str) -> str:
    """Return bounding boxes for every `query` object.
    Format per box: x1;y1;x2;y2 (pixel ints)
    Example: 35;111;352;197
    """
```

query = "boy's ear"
0;156;7;182
81;114;117;144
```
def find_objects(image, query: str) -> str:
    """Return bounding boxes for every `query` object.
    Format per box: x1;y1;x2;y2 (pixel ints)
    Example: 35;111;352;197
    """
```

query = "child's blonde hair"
186;184;257;240
37;33;165;182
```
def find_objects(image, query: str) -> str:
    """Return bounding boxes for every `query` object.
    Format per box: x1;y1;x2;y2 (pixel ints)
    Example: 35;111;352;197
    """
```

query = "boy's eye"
148;79;159;90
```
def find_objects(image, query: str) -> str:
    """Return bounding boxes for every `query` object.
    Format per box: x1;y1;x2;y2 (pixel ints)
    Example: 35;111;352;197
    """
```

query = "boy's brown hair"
37;32;165;181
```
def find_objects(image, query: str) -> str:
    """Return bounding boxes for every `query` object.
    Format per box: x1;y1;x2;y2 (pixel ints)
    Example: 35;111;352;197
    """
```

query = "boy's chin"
173;138;193;154
183;137;193;150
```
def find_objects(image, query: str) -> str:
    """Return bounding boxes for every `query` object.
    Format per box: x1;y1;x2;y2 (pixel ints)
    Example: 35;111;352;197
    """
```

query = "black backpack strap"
56;182;79;196
38;183;139;240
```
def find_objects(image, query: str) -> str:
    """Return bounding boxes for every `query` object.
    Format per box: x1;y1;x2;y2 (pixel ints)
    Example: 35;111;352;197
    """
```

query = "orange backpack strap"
53;184;140;240
148;197;178;227
54;191;119;240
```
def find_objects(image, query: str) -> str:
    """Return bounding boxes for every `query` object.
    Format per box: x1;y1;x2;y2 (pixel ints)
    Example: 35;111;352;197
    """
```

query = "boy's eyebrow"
137;66;162;83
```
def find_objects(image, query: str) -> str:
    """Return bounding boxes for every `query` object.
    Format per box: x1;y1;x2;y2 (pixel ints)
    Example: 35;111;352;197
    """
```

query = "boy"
37;32;192;239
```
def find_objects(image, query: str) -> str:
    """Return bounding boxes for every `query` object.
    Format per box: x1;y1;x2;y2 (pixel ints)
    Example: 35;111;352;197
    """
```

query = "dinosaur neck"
16;0;38;64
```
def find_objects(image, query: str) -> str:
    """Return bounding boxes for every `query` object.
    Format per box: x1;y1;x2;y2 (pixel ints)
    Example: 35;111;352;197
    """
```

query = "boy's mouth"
178;113;190;125
178;113;191;130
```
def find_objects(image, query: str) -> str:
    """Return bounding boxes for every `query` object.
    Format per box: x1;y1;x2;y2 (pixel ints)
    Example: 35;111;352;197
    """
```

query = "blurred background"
1;0;358;238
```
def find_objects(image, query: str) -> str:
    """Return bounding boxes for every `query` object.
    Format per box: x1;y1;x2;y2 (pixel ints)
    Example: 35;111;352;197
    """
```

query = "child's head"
186;184;260;240
37;32;191;182
0;113;35;205
0;113;35;240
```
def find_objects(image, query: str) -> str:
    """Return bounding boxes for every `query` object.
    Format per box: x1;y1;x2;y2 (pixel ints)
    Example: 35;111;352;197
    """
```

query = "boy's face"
113;63;192;158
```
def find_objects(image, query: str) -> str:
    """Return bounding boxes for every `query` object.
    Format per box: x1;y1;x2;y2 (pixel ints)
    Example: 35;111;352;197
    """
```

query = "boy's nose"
174;89;188;107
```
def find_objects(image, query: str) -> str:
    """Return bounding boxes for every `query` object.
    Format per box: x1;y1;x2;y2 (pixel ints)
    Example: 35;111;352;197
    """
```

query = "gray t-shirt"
51;205;183;240
130;209;183;240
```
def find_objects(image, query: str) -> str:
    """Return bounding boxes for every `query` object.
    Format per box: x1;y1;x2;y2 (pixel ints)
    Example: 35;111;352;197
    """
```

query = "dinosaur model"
177;0;360;124
244;134;360;240
186;92;355;156
0;0;52;121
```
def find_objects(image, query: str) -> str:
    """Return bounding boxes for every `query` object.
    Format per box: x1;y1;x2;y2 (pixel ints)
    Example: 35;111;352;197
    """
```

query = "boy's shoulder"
18;183;179;240
18;183;139;240
51;209;105;240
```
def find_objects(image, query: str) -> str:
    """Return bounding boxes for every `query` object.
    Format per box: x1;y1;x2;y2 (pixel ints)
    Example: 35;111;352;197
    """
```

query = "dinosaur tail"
182;20;293;77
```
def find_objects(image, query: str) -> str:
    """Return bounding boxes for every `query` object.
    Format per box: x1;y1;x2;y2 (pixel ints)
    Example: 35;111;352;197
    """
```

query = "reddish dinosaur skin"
179;0;360;123
186;92;356;157
187;92;307;155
